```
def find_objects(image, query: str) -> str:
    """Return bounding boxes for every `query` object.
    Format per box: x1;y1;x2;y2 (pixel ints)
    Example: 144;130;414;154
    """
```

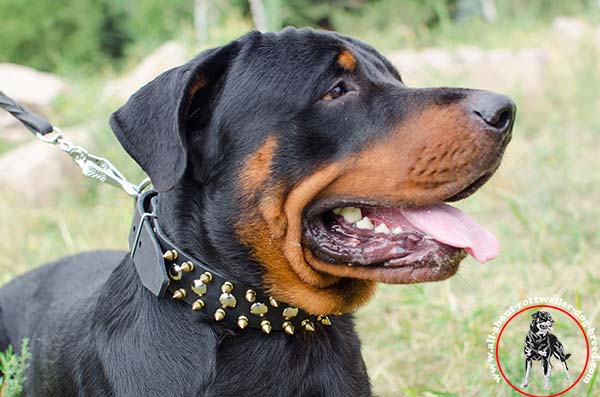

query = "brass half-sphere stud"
191;279;207;296
169;264;183;281
282;307;298;319
219;293;237;308
250;302;268;317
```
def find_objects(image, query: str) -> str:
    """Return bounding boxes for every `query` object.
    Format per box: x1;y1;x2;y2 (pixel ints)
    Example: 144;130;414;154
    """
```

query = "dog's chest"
92;285;371;396
199;326;371;396
527;331;552;359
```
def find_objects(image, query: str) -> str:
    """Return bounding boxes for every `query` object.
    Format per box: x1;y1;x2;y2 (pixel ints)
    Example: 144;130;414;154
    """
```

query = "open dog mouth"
302;173;499;278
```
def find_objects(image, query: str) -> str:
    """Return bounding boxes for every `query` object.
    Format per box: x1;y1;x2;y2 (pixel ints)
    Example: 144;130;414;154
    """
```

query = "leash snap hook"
77;152;141;197
54;137;142;198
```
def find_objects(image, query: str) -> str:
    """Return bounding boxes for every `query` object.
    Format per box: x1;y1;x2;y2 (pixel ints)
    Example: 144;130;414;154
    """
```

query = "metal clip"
34;127;151;197
35;127;64;144
77;152;141;197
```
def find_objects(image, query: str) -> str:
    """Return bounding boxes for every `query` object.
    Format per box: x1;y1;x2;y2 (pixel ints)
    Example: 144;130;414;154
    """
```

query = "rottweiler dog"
521;311;571;390
0;28;515;396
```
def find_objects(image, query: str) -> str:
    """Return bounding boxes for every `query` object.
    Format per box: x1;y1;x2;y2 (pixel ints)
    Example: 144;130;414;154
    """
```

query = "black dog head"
110;28;515;315
531;311;554;334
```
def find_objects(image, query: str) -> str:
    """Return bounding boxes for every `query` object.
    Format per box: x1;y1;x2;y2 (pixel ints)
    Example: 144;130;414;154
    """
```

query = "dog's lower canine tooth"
339;207;362;223
392;226;403;234
355;217;374;230
374;223;391;234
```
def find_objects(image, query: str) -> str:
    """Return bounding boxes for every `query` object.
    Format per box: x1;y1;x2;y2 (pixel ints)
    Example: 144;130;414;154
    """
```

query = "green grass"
0;340;30;397
0;17;598;397
0;140;18;157
353;27;600;396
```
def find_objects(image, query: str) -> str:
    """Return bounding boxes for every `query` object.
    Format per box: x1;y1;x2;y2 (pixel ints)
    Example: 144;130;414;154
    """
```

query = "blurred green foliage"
0;339;30;397
0;0;191;73
0;0;597;73
0;0;130;72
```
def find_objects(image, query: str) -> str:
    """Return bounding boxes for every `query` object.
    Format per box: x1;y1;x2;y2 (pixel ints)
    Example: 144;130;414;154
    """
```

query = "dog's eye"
322;82;348;101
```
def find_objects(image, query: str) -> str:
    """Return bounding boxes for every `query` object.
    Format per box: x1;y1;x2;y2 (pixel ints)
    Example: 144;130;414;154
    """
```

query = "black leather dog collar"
129;190;331;334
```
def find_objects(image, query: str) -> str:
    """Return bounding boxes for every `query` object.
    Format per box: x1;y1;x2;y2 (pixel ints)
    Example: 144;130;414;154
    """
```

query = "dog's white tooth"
374;223;391;234
423;235;433;240
355;216;375;230
332;208;342;215
392;226;403;234
340;207;362;223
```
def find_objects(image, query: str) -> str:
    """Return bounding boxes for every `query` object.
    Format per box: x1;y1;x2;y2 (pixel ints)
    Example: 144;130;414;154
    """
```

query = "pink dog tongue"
400;203;499;263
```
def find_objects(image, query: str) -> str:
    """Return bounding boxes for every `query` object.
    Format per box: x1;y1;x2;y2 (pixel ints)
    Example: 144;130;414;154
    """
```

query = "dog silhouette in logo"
521;311;571;390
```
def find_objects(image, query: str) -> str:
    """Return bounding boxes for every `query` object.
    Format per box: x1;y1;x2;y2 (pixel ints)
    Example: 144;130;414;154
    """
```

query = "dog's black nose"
469;92;516;135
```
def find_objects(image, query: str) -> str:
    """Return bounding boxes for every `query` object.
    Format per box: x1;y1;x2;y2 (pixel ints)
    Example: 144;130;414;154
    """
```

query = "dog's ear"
109;42;239;191
532;311;540;319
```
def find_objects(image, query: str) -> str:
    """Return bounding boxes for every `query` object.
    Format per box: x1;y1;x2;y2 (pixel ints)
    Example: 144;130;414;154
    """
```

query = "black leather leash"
129;190;332;334
0;90;148;196
0;90;53;137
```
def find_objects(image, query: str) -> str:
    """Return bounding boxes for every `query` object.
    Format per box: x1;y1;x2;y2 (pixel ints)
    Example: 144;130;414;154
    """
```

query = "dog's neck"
130;190;331;334
156;184;262;286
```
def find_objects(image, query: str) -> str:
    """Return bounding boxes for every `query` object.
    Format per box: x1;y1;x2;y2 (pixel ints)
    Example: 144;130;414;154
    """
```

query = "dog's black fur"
521;311;571;389
0;28;513;396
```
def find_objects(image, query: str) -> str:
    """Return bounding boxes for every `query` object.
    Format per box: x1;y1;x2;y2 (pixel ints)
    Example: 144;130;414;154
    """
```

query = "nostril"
492;109;512;131
474;106;513;132
469;92;516;135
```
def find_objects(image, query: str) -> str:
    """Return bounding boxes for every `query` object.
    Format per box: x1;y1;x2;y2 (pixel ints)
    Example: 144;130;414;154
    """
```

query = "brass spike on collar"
129;190;335;334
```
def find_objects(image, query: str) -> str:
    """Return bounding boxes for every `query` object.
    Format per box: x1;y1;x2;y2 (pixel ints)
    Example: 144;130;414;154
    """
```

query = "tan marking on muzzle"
237;103;500;313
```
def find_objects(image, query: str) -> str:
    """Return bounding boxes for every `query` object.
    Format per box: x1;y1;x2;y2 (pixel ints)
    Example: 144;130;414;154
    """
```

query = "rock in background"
0;64;78;204
103;41;189;100
0;63;68;142
0;126;90;204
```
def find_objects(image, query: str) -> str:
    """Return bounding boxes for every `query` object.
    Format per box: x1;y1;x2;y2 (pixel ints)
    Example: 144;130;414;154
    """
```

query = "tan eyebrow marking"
337;50;356;71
